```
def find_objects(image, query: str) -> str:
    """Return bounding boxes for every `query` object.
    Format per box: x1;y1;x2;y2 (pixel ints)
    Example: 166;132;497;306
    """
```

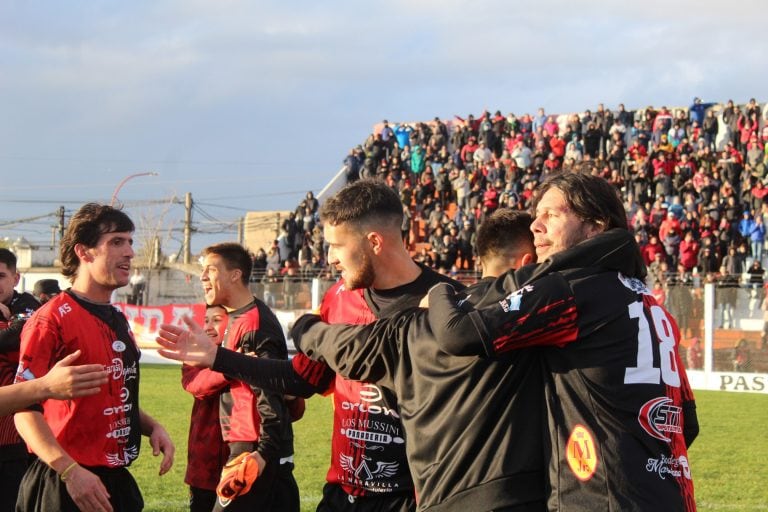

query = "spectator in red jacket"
642;234;666;265
678;231;701;271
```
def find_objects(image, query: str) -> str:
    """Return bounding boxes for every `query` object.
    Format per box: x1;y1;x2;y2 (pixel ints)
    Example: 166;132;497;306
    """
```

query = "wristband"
60;462;79;482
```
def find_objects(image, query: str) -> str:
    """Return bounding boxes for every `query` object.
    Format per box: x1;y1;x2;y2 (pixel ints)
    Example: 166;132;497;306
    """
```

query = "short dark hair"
202;242;253;286
476;209;533;261
533;173;627;231
60;203;135;280
320;179;403;233
33;279;61;296
0;249;17;272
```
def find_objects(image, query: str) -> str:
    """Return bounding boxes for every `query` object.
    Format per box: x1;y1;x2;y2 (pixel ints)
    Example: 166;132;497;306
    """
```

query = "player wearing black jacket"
291;209;547;512
427;175;698;511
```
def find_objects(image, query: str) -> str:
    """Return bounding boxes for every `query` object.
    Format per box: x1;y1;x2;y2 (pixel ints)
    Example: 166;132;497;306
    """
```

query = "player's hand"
156;315;217;367
148;424;174;475
63;465;113;512
40;351;108;400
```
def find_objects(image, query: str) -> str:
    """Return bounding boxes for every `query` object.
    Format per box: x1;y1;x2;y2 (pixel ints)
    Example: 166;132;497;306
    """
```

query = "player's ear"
74;243;93;263
520;252;536;266
366;231;385;255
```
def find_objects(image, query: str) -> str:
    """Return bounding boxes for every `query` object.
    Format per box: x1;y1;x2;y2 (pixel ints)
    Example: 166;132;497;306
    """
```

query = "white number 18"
624;301;680;387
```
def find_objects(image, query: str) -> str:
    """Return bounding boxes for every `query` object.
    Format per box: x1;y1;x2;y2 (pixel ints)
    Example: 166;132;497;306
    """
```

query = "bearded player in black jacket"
290;209;547;512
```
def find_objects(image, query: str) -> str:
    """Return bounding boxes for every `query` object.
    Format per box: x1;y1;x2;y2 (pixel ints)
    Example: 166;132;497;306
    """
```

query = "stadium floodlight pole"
110;172;159;206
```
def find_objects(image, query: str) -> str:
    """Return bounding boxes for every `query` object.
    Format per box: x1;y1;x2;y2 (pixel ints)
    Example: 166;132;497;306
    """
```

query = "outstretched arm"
290;312;412;387
0;351;106;416
157;316;328;397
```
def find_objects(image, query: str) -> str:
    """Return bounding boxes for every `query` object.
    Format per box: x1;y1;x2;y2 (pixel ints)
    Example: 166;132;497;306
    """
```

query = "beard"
344;250;376;290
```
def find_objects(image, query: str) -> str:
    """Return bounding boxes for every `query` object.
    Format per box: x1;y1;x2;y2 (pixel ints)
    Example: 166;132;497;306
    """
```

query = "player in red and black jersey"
426;174;698;511
0;248;42;512
183;304;230;512
290;209;548;511
14;203;174;512
157;180;461;512
200;243;298;512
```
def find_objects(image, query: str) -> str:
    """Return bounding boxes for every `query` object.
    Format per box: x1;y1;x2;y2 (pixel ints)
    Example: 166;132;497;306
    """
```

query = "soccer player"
156;179;460;511
14;203;174;512
0;248;41;512
427;174;699;511
290;208;548;511
200;243;298;512
182;305;230;512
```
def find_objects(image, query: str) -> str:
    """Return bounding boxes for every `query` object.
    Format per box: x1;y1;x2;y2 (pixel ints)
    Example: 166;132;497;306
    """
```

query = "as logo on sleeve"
566;424;598;481
638;397;682;442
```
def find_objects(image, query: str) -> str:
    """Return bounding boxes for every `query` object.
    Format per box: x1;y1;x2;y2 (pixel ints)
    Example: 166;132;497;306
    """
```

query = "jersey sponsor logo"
646;454;692;480
106;426;131;439
339;454;399;482
106;445;139;467
638;397;682;442
105;358;138;381
58;302;72;317
358;384;383;403
340;427;404;445
112;340;127;352
103;403;133;416
617;273;651;295
499;285;534;313
566;424;598;481
340;401;400;418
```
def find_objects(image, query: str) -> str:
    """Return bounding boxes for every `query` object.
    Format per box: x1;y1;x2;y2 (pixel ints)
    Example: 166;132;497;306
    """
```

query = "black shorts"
316;483;416;512
213;442;299;512
16;458;143;512
189;487;217;512
0;453;29;512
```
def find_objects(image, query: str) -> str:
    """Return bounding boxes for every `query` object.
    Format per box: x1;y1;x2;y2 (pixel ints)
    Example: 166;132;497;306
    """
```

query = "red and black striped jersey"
0;291;40;450
292;266;460;498
218;298;294;462
15;291;142;468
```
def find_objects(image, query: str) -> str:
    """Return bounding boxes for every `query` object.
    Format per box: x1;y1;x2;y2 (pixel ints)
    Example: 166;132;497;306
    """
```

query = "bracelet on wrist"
60;462;79;482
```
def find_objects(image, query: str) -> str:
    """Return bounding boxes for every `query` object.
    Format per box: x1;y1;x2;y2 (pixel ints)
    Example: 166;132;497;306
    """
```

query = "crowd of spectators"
251;97;768;326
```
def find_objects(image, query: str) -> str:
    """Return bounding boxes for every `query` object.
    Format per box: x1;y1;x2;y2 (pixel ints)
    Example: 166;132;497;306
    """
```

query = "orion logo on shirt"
499;285;533;313
359;384;383;403
638;397;682;442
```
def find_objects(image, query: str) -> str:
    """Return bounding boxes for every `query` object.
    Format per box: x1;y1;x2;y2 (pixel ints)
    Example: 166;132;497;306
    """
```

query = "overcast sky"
1;0;766;255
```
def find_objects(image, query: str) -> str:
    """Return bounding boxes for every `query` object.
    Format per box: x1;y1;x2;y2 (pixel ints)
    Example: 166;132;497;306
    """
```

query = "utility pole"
183;192;193;264
58;206;65;241
238;217;244;245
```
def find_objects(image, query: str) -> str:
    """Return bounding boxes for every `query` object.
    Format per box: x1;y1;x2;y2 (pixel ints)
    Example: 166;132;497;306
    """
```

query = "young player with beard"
156;179;461;512
289;209;548;511
426;174;699;511
14;203;174;512
199;243;298;512
182;304;230;512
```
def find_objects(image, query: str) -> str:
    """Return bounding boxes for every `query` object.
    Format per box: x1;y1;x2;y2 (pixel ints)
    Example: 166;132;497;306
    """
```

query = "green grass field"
133;365;768;511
